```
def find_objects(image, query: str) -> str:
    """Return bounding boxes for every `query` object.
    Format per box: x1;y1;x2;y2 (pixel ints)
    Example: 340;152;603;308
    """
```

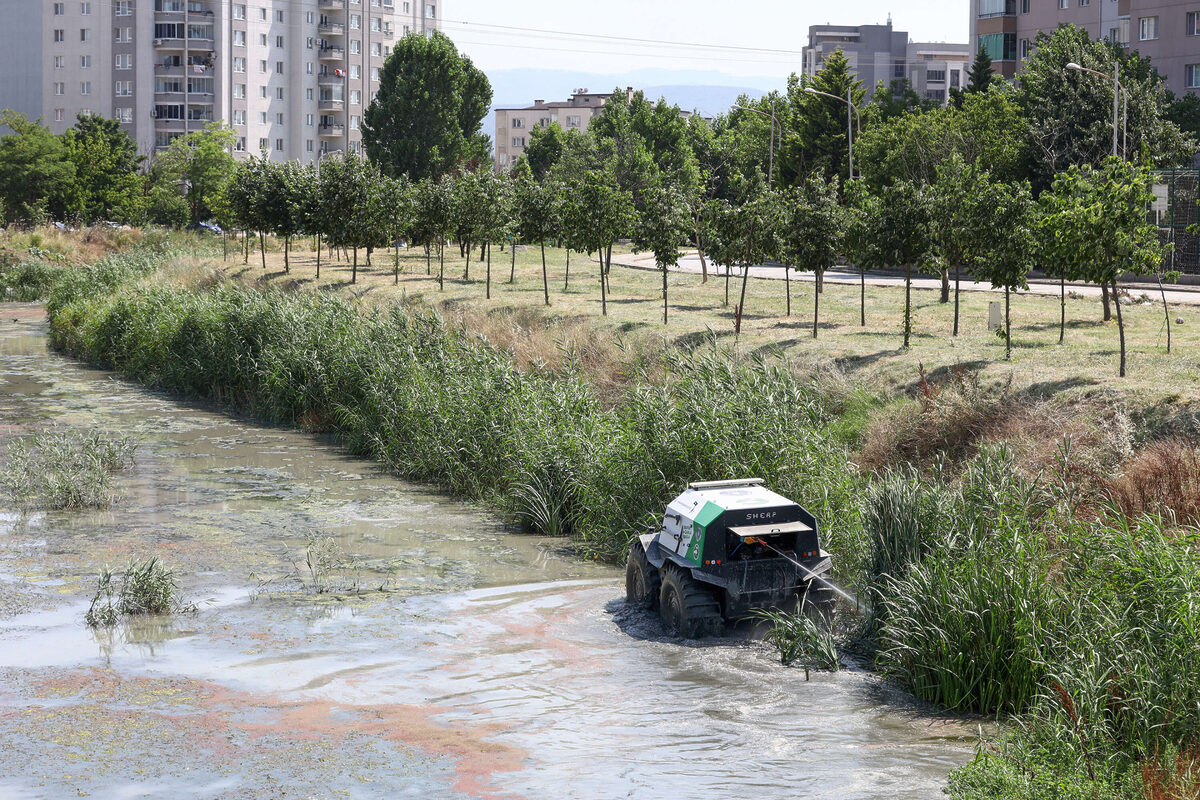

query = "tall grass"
2;429;136;510
85;557;195;626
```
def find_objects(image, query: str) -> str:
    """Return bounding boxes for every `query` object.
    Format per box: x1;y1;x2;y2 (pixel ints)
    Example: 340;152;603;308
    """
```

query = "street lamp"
1066;61;1127;159
732;99;778;189
805;86;862;182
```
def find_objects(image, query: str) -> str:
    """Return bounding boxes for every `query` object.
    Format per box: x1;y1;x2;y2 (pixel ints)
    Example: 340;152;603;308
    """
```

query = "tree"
972;180;1036;360
315;150;382;283
931;153;989;330
261;159;311;272
226;153;271;268
635;183;691;324
779;49;865;187
731;188;784;334
523;122;571;180
1037;177;1096;345
780;174;844;338
867;79;931;123
476;170;512;299
362;31;492;181
515;174;561;306
0;111;76;224
61;114;145;224
151;122;237;225
411;177;452;284
872;181;936;349
965;47;994;96
843;179;879;327
1015;25;1194;188
451;168;490;280
380;175;414;284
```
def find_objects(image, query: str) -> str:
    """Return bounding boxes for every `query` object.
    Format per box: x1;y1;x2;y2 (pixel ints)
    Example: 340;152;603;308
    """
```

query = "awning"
727;521;812;538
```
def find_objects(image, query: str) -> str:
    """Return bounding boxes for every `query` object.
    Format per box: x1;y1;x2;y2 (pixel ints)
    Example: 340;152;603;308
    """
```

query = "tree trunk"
366;246;373;267
903;263;912;349
426;243;431;276
953;264;961;336
695;216;708;284
785;265;791;316
940;265;950;304
1059;274;1066;345
605;245;613;296
510;242;516;283
662;263;668;325
813;269;820;339
394;243;400;285
244;230;249;264
438;242;444;291
564;249;570;290
222;230;227;261
1113;278;1126;377
486;242;491;299
284;236;290;272
1101;281;1112;321
540;242;549;305
736;249;752;335
464;240;471;280
1160;276;1172;355
259;232;266;270
860;268;866;326
352;248;357;284
1005;285;1012;361
724;261;731;307
600;244;608;316
817;270;824;293
316;233;322;279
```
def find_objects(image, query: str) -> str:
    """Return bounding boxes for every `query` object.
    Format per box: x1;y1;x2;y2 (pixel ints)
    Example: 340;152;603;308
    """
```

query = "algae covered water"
0;305;973;799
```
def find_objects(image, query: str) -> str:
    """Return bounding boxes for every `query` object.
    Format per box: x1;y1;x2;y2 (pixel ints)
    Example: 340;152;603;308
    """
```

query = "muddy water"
0;305;974;799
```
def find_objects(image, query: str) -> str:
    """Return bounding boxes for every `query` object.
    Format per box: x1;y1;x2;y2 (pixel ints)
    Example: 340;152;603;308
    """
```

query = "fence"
1151;169;1200;274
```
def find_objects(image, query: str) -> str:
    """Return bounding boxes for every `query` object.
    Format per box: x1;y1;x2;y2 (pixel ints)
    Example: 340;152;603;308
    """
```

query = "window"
928;69;946;81
275;138;284;151
1020;38;1032;58
426;4;436;18
115;107;133;123
80;2;91;14
54;82;65;96
1189;12;1200;35
977;32;1017;61
80;28;91;42
306;12;315;24
307;62;314;75
54;56;64;69
259;137;269;151
259;8;266;20
350;89;361;104
235;137;246;152
350;64;360;79
114;80;133;96
371;67;380;81
1059;0;1068;8
1021;0;1029;11
187;76;213;94
276;10;284;21
155;77;182;92
115;1;132;15
80;55;91;68
977;0;1016;17
259;60;268;73
234;30;245;46
404;1;410;11
350;40;361;54
1139;16;1159;40
566;115;581;127
53;3;64;14
305;113;314;126
307;140;314;152
115;27;132;42
372;42;382;56
350;14;361;29
350;115;360;129
259;33;268;46
233;110;245;125
925;89;945;102
1188;64;1200;89
234;83;246;98
512;136;525;147
188;24;213;40
1080;0;1090;5
115;54;133;69
78;108;91;117
260;86;267;97
276;35;284;48
276;112;284;124
80;81;91;95
53;29;65;42
306;88;314;100
276;61;284;74
234;57;246;73
307;37;314;50
259;111;267;123
371;18;382;31
233;4;245;19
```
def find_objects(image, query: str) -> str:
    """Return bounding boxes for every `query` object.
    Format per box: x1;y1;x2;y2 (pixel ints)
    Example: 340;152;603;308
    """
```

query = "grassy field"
217;237;1200;405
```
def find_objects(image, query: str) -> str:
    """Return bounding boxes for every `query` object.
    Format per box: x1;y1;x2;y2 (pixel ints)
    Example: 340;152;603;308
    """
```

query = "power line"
447;36;801;67
439;18;806;57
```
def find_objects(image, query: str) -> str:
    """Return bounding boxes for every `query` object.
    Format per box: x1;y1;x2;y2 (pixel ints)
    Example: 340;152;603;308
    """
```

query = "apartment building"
801;21;971;106
494;88;627;170
0;0;441;163
968;0;1200;97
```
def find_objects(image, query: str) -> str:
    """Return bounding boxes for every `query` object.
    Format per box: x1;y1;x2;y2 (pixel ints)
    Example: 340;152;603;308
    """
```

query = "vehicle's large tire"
658;566;723;638
625;541;662;610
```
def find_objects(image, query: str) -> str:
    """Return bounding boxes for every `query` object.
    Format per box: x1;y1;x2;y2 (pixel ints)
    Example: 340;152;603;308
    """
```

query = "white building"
0;0;441;162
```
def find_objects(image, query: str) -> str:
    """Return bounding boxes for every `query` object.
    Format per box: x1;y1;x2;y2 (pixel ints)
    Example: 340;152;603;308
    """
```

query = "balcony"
318;46;344;61
318;73;345;87
186;37;215;51
318;22;345;36
318;124;345;137
318;0;343;9
318;99;344;110
154;62;212;76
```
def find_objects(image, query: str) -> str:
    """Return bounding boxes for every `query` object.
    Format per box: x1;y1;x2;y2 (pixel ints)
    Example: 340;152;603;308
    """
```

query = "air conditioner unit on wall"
153;38;163;46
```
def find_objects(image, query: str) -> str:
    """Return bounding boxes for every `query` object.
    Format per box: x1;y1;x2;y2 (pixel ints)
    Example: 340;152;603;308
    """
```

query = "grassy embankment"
6;228;1200;798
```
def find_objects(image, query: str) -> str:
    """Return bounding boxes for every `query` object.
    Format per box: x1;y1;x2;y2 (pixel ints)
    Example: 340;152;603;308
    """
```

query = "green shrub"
85;557;195;626
2;429;136;510
0;259;66;301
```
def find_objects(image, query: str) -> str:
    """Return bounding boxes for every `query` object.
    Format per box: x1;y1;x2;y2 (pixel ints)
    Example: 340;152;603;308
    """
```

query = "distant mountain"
481;67;786;145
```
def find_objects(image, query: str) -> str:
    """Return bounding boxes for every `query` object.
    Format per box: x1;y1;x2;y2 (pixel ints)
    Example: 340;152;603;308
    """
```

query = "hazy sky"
444;0;969;77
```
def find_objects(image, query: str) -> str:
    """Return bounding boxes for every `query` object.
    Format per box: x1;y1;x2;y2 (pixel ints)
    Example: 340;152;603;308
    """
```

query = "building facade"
494;88;628;170
0;0;441;163
967;0;1199;97
801;21;971;106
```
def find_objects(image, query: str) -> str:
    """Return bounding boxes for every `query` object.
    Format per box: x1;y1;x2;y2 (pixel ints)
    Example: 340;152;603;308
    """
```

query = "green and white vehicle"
626;479;834;637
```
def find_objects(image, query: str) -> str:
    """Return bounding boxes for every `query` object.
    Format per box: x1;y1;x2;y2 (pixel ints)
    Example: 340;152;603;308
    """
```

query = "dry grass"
1140;747;1200;800
1106;439;1200;527
0;225;144;266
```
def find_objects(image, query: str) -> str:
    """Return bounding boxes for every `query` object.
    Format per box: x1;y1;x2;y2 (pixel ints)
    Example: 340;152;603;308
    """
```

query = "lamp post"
805;86;862;182
1066;61;1126;159
732;99;779;189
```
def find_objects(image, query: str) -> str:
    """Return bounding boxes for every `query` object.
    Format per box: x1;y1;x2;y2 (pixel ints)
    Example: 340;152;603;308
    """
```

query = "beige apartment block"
494;88;630;170
0;0;440;163
968;0;1200;96
801;21;971;105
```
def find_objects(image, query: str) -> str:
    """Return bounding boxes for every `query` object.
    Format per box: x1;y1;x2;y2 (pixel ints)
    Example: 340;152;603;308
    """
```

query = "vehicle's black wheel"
658;566;723;638
625;541;661;610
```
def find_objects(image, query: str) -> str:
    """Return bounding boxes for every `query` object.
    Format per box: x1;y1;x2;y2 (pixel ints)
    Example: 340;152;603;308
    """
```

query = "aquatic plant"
1;429;137;510
756;604;841;671
85;557;195;627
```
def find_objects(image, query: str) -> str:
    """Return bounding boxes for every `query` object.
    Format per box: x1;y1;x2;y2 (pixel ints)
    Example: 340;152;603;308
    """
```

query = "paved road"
611;251;1200;307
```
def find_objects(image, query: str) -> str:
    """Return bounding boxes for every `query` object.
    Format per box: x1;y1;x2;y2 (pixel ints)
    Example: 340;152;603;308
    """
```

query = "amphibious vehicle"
626;479;834;637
